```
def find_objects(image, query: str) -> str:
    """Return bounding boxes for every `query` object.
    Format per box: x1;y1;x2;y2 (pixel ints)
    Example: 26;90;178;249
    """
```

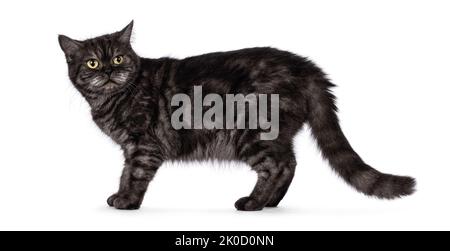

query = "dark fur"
59;22;415;211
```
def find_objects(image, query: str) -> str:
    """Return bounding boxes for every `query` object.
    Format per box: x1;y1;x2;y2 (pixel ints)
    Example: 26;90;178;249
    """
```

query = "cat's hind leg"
265;157;296;207
236;147;295;211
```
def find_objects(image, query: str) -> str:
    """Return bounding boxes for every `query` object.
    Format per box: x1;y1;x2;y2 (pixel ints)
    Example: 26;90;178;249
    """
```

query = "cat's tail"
306;79;416;199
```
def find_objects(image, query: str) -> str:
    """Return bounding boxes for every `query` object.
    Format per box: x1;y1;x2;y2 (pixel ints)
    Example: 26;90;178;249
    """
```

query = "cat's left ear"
118;20;134;44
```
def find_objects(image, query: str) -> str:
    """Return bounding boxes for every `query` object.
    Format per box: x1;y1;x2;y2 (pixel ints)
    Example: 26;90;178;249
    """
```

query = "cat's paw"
107;193;141;210
234;196;265;211
264;202;280;208
265;198;282;208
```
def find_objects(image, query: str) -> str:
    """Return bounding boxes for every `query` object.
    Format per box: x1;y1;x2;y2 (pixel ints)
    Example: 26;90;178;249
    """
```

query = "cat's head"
58;21;140;97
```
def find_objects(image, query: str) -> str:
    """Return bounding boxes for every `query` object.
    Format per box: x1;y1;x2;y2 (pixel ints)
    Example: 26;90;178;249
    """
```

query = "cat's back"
173;47;324;93
178;47;311;70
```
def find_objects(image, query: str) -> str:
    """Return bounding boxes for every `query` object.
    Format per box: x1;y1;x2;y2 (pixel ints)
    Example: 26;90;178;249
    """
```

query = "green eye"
86;59;99;69
113;55;124;65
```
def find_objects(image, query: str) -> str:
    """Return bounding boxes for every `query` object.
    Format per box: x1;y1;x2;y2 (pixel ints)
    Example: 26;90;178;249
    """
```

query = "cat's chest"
93;112;130;145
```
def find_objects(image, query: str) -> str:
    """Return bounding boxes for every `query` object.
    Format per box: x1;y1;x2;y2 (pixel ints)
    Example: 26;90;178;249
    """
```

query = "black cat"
59;21;415;211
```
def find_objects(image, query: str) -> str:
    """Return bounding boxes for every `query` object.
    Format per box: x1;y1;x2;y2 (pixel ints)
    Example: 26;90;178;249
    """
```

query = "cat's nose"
104;67;112;75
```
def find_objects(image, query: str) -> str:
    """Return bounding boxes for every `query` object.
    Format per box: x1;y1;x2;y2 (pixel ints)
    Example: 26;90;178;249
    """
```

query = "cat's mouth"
97;79;131;95
101;81;119;89
89;75;131;94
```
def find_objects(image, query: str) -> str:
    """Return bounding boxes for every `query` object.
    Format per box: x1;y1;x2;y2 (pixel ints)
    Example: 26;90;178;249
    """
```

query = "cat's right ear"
58;35;82;62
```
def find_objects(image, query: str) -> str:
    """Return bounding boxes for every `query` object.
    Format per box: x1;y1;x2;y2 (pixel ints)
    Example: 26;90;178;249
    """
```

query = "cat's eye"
113;56;124;65
86;59;99;69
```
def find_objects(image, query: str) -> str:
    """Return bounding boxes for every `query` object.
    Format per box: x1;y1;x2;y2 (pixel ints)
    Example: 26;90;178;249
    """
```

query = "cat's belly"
177;130;238;161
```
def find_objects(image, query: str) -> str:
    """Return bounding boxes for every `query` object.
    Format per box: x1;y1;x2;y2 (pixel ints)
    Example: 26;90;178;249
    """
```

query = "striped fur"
59;22;415;210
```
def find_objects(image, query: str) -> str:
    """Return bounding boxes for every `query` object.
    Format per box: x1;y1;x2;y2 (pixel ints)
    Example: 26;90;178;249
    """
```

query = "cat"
58;21;415;211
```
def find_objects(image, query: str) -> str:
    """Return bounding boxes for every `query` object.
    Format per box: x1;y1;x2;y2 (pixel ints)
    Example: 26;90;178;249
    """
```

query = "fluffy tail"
307;79;415;199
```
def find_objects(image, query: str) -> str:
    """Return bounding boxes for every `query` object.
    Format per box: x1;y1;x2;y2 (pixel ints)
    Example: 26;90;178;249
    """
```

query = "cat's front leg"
107;141;163;210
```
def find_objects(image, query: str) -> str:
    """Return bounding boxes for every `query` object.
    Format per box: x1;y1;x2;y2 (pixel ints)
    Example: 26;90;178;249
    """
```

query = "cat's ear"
118;20;134;44
58;35;82;62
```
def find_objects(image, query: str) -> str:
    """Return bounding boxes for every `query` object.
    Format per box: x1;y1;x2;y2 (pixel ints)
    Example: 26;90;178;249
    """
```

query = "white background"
0;0;449;230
